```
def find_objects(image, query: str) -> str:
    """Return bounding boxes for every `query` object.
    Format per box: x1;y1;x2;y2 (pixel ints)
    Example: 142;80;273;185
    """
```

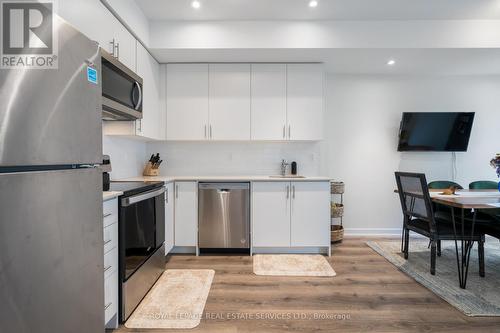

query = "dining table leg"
450;207;477;289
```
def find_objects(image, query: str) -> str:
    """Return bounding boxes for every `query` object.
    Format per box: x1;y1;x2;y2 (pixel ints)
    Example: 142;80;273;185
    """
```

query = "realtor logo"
1;0;57;68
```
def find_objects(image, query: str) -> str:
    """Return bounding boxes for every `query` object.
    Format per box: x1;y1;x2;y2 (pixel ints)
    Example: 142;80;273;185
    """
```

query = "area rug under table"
253;254;336;277
367;240;500;316
125;269;215;329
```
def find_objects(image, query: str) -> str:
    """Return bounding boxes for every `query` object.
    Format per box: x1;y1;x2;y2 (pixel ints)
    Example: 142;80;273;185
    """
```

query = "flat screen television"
397;112;475;152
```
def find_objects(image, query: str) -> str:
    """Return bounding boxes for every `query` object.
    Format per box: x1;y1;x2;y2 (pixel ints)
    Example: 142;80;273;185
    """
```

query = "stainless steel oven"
112;181;165;322
101;49;143;120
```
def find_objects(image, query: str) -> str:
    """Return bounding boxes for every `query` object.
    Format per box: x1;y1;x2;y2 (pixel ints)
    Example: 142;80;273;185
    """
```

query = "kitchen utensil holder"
143;162;160;176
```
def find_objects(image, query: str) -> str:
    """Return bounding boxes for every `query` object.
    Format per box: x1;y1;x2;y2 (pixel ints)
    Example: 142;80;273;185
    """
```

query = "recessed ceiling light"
191;0;201;9
387;59;396;66
309;0;318;8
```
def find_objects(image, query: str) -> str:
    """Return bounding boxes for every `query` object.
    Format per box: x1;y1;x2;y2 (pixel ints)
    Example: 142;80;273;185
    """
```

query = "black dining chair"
428;180;464;256
395;172;485;276
468;181;500;240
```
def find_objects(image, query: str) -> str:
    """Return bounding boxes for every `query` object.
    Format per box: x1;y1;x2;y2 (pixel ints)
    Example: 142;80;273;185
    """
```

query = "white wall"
325;74;500;235
102;135;147;180
147;141;323;177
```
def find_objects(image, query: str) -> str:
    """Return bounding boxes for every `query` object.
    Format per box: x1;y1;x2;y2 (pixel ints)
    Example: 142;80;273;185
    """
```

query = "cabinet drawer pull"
288;125;291;139
292;185;295;199
105;302;112;310
283;125;286;139
104;239;112;246
175;184;179;198
104;265;112;273
286;185;290;199
103;213;112;218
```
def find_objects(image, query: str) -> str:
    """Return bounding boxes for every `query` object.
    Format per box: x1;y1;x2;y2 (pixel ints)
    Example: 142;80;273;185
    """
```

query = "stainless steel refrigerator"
0;17;104;333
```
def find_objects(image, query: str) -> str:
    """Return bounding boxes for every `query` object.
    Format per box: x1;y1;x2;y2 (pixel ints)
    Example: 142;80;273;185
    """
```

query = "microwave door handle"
134;81;142;110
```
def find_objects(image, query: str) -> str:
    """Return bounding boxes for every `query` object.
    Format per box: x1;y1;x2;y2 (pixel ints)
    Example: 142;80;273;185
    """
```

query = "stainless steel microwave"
101;49;143;120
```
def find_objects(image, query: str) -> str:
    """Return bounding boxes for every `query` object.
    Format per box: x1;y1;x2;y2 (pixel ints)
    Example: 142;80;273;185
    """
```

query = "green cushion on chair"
469;181;499;190
428;181;463;189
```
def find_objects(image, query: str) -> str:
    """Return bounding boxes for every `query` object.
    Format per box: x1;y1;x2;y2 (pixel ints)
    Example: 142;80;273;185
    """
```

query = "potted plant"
490;154;500;191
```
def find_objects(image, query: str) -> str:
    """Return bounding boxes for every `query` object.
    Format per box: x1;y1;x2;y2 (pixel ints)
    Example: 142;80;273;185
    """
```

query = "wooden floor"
111;238;500;333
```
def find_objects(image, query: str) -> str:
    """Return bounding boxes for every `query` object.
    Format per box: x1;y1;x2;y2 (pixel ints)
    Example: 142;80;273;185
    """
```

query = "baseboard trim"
252;247;330;255
344;228;401;237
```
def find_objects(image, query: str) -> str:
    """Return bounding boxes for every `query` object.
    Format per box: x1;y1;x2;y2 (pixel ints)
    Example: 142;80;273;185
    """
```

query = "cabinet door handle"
283;125;286;139
103;213;112;218
175;184;179;198
204;125;207;139
286;185;290;199
209;125;212;139
104;265;112;273
292;185;295;199
104;239;112;246
109;39;115;56
105;302;112;310
288;125;291;139
115;42;119;59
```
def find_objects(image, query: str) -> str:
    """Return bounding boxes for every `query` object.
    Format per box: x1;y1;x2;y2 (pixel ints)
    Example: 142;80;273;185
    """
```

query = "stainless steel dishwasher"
198;183;250;251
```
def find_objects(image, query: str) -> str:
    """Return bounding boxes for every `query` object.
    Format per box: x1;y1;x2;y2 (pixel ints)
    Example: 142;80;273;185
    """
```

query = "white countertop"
103;191;123;201
118;175;331;183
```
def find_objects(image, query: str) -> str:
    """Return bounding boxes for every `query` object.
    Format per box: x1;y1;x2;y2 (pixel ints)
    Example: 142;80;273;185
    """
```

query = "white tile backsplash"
147;141;323;176
103;135;147;180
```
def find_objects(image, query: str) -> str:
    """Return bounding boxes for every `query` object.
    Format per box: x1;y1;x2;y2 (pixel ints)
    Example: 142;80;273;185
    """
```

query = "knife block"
143;162;160;176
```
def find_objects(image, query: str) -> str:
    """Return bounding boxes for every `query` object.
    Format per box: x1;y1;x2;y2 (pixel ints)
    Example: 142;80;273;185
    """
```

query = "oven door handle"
121;187;165;206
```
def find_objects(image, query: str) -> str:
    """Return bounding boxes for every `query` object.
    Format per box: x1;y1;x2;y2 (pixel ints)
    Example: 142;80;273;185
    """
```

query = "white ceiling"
150;48;500;75
136;0;500;21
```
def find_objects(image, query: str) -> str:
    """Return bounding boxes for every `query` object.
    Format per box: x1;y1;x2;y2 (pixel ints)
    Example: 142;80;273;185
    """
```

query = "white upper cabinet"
58;0;136;71
135;43;163;140
251;64;287;141
286;64;324;141
163;63;324;142
112;23;137;71
208;64;251;140
166;64;209;141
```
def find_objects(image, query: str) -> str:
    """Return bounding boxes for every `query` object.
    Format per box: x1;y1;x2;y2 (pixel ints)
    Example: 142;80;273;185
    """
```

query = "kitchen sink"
269;175;306;178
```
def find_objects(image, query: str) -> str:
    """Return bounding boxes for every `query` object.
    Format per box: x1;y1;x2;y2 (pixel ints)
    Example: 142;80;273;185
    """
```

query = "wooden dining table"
395;189;500;289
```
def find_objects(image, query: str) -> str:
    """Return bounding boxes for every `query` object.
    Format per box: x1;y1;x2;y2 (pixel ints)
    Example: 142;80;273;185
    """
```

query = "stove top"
109;181;164;197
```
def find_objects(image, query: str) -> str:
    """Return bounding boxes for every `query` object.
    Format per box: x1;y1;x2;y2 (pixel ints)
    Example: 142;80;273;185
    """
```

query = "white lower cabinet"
290;181;330;247
252;181;330;250
174;182;198;247
164;182;174;254
252;182;291;247
103;197;119;329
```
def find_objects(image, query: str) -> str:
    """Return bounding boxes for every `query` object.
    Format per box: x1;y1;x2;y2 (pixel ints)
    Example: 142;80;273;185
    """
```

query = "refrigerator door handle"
80;164;100;168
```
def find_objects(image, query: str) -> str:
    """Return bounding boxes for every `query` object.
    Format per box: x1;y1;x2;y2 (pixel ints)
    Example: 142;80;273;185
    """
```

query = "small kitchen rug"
367;240;500;316
253;254;336;277
125;269;215;329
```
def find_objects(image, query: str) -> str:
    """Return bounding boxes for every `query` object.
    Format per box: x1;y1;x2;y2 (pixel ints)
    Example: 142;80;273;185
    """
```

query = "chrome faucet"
280;159;289;176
